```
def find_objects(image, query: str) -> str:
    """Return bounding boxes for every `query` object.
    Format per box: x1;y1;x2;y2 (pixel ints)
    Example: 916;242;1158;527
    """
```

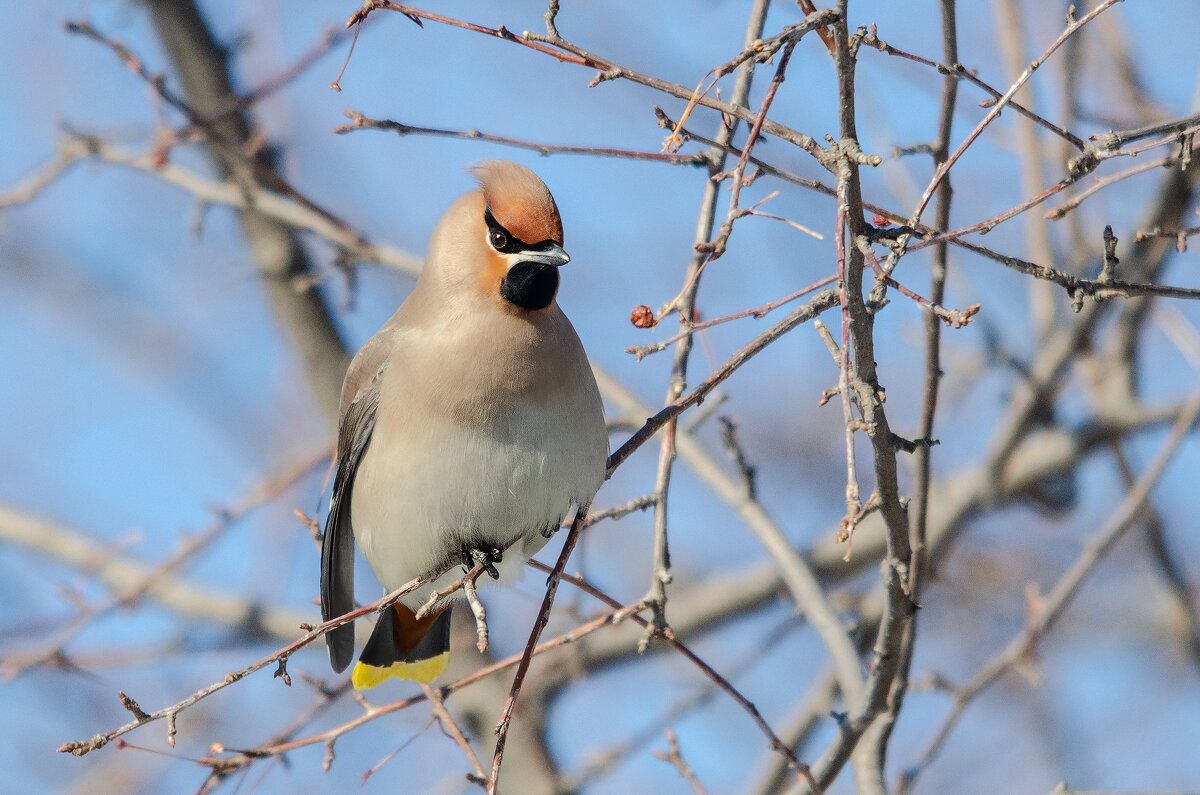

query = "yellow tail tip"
351;652;450;689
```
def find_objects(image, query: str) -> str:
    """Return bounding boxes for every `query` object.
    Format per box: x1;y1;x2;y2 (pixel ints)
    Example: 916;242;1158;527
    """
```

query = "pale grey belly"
349;411;595;601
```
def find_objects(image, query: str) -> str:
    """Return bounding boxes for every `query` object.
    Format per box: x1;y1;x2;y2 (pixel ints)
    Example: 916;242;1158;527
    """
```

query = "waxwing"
321;161;608;688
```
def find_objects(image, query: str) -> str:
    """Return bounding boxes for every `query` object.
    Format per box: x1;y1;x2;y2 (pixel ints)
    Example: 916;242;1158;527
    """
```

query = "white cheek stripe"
484;229;524;272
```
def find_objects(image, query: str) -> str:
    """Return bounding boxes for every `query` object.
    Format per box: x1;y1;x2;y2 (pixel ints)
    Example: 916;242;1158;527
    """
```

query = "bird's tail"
352;602;452;689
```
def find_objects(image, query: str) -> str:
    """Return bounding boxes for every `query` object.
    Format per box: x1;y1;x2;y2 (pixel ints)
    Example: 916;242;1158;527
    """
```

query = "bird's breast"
349;312;607;595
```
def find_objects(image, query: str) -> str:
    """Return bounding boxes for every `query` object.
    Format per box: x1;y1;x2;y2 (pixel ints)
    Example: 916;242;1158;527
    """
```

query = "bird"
320;160;608;689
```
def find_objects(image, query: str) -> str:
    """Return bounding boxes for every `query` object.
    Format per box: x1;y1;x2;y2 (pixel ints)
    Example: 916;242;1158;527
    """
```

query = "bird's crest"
471;160;563;247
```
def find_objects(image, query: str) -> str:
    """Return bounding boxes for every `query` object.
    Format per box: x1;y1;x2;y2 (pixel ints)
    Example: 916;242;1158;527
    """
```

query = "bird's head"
422;161;570;313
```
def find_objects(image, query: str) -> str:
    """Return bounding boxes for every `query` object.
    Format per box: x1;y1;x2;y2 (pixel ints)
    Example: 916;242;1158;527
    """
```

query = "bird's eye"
489;229;508;250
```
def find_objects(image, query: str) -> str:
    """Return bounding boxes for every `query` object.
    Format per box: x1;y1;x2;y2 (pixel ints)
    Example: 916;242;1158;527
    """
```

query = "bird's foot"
461;545;503;580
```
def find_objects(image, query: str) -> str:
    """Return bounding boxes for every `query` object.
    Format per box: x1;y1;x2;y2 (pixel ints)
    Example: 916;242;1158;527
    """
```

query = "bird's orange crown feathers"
471;160;563;246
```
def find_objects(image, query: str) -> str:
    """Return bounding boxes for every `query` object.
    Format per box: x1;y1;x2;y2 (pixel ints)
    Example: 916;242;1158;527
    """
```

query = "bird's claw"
462;545;503;580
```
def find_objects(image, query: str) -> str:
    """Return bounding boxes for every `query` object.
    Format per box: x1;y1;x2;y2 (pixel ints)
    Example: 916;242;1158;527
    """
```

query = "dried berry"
630;305;657;329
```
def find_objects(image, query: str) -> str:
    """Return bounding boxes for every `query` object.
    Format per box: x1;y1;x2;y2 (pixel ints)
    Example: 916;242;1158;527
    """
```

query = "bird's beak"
518;244;570;267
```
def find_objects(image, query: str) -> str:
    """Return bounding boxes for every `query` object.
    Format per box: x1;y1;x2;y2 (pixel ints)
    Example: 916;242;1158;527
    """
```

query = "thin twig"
356;1;841;169
627;278;834;360
2;448;328;677
911;0;1121;224
558;613;801;791
606;289;839;475
337;111;709;165
15;133;419;275
206;603;640;767
860;28;1085;150
422;684;488;785
1136;224;1200;253
660;40;837;321
654;107;1200;309
487;505;590;793
64;18;364;251
653;729;707;795
1045;155;1175;220
637;0;773;652
58;562;482;756
1090;109;1200;149
902;393;1200;791
463;576;489;654
529;561;817;789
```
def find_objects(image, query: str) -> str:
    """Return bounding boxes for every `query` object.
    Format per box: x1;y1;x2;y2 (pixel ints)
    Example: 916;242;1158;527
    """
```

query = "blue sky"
2;1;1200;793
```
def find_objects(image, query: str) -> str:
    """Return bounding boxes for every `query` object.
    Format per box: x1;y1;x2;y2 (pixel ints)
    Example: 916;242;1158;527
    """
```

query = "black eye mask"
484;207;559;254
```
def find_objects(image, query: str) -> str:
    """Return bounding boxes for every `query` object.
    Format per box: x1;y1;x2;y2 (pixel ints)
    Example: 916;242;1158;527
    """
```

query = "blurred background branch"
2;1;1199;793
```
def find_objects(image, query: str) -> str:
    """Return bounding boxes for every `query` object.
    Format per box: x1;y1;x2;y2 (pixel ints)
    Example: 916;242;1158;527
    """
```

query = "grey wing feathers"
320;360;386;673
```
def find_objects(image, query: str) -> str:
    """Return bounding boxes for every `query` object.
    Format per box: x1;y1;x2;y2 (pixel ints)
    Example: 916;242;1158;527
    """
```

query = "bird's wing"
321;331;392;673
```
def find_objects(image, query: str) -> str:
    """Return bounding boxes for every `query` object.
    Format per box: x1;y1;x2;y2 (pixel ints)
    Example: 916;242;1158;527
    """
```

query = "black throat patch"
500;262;559;311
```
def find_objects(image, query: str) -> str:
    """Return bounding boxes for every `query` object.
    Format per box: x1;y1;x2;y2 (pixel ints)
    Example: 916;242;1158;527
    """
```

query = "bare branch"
904;393;1200;790
337;111;708;165
488;506;589;792
58;559;477;756
0;133;422;275
652;729;707;795
1;449;328;677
